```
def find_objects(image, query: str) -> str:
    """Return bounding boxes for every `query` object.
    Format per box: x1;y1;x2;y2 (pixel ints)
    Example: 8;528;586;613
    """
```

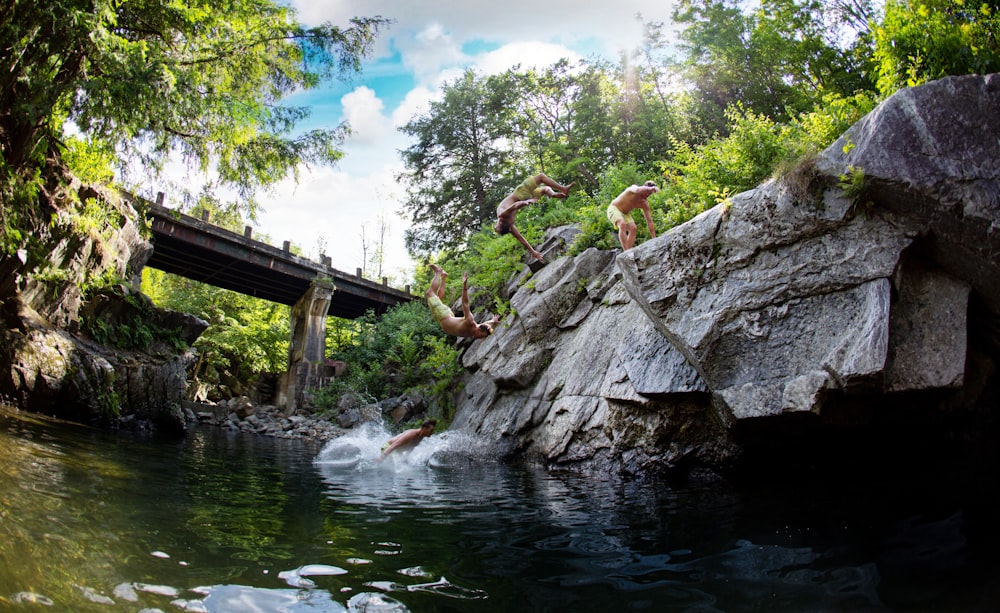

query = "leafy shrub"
873;0;1000;96
659;104;785;220
63;136;116;185
461;229;527;315
787;92;878;156
142;268;290;393
325;300;450;402
420;334;464;423
654;94;878;230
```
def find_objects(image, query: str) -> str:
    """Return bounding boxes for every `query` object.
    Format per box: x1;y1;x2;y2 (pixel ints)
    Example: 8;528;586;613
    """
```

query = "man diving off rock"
425;265;499;339
495;173;575;262
608;180;659;251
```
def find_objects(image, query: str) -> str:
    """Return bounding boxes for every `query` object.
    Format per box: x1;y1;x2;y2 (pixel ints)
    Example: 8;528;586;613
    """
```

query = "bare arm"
497;198;536;223
461;272;474;321
636;184;658;238
510;226;544;261
379;430;416;459
641;203;656;238
635;185;658;198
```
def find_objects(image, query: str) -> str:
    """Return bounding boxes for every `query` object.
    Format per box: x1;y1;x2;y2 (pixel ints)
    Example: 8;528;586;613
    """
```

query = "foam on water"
313;422;487;472
311;422;505;512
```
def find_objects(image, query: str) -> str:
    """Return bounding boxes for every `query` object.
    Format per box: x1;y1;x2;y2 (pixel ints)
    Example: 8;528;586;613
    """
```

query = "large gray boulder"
618;73;998;425
453;74;1000;475
0;177;207;430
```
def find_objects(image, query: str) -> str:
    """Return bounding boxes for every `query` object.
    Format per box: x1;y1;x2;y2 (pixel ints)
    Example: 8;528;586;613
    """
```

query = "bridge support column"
277;280;334;415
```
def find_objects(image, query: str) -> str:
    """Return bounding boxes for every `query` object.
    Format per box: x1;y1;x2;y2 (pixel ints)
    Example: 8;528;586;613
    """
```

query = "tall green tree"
672;0;761;135
610;54;684;168
568;63;623;175
507;60;599;187
752;0;875;99
873;0;1000;96
0;0;389;202
397;70;522;256
508;58;676;188
671;0;874;137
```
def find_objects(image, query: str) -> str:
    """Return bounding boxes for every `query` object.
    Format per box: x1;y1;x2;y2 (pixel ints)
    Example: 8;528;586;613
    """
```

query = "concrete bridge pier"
277;280;334;415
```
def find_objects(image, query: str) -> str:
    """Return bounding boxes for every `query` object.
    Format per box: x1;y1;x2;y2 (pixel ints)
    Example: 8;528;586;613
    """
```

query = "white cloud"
430;67;469;90
391;86;440;127
396;23;469;85
472;41;582;75
292;0;675;57
257;84;415;285
341;86;387;144
255;161;414;286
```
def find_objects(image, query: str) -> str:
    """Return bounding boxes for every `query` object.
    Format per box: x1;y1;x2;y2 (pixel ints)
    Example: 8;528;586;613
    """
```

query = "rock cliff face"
452;74;1000;477
0;171;206;430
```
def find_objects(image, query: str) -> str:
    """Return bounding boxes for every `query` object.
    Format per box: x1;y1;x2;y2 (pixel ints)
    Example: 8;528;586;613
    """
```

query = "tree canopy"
0;0;389;204
396;0;998;259
873;0;1000;95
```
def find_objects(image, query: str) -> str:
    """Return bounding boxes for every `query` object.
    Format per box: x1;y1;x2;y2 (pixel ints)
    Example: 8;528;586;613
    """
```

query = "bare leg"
623;221;637;250
617;222;629;251
534;173;575;197
429;264;447;299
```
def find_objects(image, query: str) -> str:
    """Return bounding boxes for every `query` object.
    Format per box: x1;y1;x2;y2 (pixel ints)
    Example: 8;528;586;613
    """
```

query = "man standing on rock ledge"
608;181;659;251
378;419;436;461
425;265;499;339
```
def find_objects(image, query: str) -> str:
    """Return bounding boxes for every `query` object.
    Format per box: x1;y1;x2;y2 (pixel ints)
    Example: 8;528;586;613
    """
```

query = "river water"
2;406;999;612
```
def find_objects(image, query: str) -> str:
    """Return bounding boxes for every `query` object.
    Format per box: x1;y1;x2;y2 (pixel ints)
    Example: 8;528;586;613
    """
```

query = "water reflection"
311;426;887;611
2;405;999;612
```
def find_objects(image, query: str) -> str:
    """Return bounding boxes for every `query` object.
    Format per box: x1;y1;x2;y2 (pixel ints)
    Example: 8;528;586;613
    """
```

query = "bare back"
437;312;487;338
609;184;656;214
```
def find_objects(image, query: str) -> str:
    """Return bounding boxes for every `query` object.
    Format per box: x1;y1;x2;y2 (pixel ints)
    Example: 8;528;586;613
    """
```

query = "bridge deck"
133;196;412;318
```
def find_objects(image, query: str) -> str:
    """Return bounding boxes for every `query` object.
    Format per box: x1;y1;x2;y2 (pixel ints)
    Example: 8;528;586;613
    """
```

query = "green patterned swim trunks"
426;294;453;324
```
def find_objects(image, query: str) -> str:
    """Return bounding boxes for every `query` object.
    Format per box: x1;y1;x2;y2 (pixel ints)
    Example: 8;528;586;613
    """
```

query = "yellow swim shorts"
512;176;543;201
427;294;453;324
607;204;628;227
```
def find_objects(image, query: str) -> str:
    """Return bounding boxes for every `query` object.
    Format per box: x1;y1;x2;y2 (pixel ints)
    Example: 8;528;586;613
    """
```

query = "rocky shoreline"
174;393;430;442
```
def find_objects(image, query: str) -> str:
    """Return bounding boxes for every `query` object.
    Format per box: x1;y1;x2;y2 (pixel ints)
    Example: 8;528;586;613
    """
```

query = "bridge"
123;191;416;414
131;194;413;318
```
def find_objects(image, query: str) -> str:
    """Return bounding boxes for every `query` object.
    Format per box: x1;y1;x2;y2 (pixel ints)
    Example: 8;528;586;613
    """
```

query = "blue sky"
241;0;681;285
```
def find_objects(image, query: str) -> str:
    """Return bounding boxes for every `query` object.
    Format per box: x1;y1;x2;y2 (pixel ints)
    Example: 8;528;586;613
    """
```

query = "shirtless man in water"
425;265;499;339
607;181;659;251
379;419;437;461
494;173;575;262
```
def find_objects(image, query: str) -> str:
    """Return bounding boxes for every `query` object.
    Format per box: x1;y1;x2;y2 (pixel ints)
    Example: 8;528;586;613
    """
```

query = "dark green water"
2;406;999;612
